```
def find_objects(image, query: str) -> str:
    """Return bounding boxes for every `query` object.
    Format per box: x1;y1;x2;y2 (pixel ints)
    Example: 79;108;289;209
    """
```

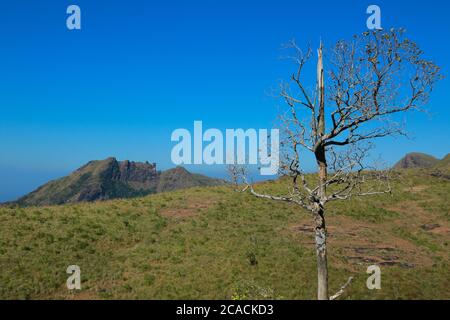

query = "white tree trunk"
314;207;329;300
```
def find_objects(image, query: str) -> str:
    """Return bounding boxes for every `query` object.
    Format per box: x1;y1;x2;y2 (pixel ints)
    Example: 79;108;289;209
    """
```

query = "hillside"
157;167;223;193
13;158;224;206
432;154;450;173
0;169;448;299
393;152;439;169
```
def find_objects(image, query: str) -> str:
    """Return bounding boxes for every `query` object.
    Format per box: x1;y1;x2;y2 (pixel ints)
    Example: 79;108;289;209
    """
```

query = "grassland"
0;169;449;299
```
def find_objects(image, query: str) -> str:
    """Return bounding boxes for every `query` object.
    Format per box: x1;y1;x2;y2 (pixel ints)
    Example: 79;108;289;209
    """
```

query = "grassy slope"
433;154;450;174
0;170;448;300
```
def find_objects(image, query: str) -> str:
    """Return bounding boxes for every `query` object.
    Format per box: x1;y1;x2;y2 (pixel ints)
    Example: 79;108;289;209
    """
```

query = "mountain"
393;152;439;169
157;166;223;193
13;158;224;206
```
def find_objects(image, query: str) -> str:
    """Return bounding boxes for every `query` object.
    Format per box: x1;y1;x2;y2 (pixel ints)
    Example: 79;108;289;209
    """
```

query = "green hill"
157;166;224;193
12;158;224;206
0;170;448;299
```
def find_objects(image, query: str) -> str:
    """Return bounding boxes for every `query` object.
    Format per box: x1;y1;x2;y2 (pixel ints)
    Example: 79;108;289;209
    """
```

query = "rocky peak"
393;152;439;169
117;160;157;183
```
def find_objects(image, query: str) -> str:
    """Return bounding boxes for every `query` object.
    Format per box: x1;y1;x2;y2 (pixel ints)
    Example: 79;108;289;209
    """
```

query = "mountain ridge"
393;152;439;169
393;152;450;176
11;158;224;206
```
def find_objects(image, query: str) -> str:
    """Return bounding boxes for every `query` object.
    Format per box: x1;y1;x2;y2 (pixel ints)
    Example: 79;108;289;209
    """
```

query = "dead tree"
230;29;441;300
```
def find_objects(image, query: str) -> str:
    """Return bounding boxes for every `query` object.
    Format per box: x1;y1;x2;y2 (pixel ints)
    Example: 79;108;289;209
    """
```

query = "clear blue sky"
0;0;449;201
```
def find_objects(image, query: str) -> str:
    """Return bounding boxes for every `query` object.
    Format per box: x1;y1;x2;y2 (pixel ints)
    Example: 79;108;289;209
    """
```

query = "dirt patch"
387;201;450;236
429;225;450;235
343;245;415;269
387;201;448;229
405;185;428;193
289;213;436;270
421;223;441;231
419;223;450;235
160;199;218;218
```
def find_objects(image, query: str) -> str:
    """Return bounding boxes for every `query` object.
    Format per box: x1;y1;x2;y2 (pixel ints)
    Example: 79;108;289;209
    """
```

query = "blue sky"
0;0;449;201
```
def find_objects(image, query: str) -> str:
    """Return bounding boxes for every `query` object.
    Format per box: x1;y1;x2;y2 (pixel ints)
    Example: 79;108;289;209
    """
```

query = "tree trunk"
315;148;328;300
314;205;329;300
314;42;329;300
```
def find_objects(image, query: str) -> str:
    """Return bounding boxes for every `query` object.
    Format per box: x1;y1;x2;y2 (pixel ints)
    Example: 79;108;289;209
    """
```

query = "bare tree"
230;29;442;300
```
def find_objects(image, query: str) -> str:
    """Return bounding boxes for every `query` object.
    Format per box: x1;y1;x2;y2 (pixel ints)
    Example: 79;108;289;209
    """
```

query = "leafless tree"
230;29;442;300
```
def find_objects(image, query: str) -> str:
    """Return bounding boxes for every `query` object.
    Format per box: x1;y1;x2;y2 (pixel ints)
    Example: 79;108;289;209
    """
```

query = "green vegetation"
0;169;448;299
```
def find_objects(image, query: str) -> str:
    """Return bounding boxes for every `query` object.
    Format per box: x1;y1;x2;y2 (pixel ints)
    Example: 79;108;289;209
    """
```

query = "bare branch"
330;276;353;300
